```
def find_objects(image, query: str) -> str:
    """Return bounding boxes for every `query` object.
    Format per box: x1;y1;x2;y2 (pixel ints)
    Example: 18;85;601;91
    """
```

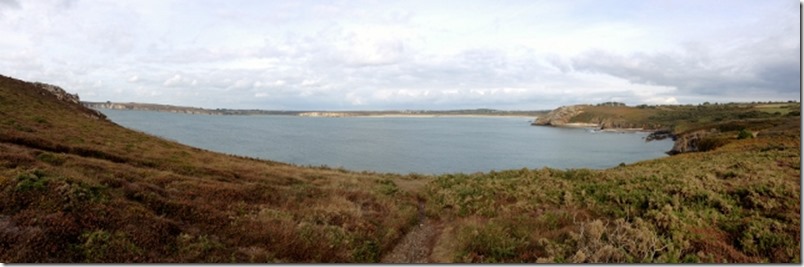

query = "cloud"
0;0;19;9
571;36;800;97
0;1;797;110
163;74;197;88
339;29;410;66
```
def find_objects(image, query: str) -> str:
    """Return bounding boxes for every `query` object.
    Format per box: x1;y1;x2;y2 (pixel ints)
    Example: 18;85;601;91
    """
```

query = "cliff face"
667;130;711;155
33;82;80;105
83;102;224;115
532;105;588;126
592;119;656;130
532;105;663;130
29;81;105;120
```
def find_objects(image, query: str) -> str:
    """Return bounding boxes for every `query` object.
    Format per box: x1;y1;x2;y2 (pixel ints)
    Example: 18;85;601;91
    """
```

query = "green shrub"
737;129;753;139
351;239;380;262
376;179;399;196
78;230;143;262
457;221;529;262
15;169;50;191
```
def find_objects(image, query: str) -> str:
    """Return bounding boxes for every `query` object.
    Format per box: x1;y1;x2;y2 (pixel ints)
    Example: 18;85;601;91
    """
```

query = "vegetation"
426;124;800;262
567;102;800;134
0;75;799;263
0;75;425;262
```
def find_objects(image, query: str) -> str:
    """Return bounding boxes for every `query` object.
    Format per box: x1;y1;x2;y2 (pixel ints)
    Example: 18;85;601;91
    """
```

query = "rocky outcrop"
597;120;653;130
646;130;674;142
31;82;105;120
532;105;663;130
667;129;717;155
532;105;588;126
33;82;80;105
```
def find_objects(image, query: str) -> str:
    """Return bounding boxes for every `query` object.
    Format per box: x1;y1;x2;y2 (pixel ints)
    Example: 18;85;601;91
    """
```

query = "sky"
0;0;799;110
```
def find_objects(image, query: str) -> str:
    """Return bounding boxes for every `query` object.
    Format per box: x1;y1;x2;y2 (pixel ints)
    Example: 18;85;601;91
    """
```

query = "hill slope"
0;75;800;263
434;103;801;262
534;103;800;132
0;75;425;262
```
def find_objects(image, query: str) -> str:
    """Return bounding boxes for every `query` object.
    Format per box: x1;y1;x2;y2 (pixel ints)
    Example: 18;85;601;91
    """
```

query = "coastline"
359;114;534;118
84;102;546;118
534;122;654;133
558;122;599;128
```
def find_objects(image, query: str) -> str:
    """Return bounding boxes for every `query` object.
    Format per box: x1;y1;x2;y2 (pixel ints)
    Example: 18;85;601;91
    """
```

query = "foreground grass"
0;75;800;263
0;76;425;262
426;118;800;263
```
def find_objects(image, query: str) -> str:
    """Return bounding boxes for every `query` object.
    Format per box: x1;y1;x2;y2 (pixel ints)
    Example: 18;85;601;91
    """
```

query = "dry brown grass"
0;75;424;262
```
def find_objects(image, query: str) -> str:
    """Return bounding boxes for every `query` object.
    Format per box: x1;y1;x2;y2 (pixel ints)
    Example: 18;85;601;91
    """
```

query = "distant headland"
82;101;549;118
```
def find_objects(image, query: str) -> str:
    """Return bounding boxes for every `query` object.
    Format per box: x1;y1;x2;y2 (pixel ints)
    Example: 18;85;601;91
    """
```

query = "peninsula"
532;101;800;154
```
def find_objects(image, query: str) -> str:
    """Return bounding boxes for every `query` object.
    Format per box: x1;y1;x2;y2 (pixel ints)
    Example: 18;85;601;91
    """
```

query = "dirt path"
380;200;441;263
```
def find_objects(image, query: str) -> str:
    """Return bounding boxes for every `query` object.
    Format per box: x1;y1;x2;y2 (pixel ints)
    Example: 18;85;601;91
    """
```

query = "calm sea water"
100;110;674;174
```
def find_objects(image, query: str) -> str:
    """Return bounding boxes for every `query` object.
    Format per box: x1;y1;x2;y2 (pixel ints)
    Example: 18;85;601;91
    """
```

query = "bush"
15;169;50;192
737;129;753;140
78;230;144;262
352;239;380;262
457;222;528;262
568;218;671;263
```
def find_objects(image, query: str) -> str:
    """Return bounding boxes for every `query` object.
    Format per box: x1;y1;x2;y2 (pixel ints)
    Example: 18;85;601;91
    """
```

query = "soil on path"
380;200;442;263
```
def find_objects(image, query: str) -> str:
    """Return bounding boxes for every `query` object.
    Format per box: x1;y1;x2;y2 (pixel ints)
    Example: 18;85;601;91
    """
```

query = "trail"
380;200;441;263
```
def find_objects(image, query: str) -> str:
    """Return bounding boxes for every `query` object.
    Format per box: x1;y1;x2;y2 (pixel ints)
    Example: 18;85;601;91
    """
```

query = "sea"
100;110;675;175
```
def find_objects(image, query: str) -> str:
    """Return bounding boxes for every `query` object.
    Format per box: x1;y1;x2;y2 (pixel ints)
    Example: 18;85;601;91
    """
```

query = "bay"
100;109;674;174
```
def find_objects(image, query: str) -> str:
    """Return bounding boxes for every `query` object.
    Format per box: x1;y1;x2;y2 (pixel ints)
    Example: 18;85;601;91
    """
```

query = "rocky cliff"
532;104;663;130
589;118;658;130
531;105;589;126
30;81;105;120
666;129;714;155
33;82;80;105
83;102;228;115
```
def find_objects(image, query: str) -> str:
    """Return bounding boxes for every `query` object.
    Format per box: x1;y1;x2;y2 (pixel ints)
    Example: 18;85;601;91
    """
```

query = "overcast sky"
0;0;799;110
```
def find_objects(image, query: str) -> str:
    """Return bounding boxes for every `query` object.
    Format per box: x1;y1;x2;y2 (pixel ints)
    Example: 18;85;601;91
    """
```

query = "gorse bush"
14;169;50;192
737;129;753;139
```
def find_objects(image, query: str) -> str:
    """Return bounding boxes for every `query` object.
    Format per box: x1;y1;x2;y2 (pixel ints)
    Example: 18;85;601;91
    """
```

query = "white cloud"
0;0;796;110
0;0;20;9
163;74;183;87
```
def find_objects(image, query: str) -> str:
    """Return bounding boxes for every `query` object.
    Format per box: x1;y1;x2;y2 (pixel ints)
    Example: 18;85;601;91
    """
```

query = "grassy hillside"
426;122;800;262
0;75;425;262
0;75;800;263
565;102;800;133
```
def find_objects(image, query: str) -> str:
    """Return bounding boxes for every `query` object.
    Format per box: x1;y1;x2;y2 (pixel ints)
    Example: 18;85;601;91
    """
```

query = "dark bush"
737;129;753;140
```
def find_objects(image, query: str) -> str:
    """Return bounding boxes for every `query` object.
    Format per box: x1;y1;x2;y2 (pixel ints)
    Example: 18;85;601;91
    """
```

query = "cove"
100;109;674;174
